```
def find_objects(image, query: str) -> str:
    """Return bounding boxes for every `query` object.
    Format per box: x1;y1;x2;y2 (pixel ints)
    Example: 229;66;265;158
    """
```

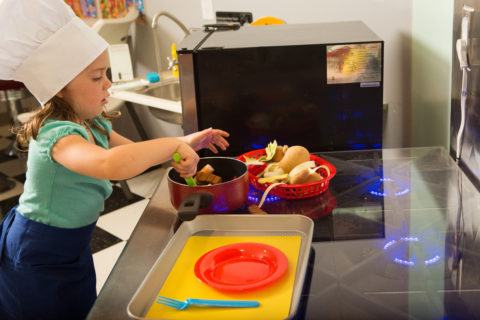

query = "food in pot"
168;157;249;213
195;164;222;185
196;171;222;185
199;164;214;174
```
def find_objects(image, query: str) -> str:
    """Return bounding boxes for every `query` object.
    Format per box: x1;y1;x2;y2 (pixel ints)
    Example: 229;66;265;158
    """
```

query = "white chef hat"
0;0;108;106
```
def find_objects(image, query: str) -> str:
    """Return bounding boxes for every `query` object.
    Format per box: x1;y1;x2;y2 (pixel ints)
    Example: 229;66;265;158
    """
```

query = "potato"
304;172;323;183
289;167;310;184
278;146;310;173
288;159;326;184
289;161;316;178
199;164;214;174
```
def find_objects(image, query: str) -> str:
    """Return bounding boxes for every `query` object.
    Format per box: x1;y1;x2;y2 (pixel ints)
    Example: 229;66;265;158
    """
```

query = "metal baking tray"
127;214;313;320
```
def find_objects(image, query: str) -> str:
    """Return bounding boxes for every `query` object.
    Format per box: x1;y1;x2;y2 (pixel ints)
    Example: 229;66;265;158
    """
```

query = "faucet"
151;11;190;75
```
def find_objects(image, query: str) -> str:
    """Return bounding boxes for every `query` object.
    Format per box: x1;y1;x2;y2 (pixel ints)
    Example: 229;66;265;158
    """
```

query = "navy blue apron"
0;207;97;320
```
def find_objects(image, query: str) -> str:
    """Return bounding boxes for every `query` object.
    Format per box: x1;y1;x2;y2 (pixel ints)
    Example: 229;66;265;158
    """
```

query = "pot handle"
177;192;213;222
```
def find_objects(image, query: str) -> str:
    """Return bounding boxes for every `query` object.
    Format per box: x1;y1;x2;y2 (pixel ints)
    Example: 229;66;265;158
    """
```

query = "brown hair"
13;96;120;151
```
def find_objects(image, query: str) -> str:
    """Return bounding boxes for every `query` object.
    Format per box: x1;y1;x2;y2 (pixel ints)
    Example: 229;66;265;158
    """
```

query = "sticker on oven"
326;43;382;84
360;82;380;87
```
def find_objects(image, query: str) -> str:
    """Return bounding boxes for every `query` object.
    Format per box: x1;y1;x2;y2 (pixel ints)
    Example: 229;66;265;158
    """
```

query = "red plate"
194;242;288;292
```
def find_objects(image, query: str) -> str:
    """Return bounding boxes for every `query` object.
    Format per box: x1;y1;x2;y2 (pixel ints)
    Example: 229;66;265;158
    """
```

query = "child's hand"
172;143;199;178
183;128;230;153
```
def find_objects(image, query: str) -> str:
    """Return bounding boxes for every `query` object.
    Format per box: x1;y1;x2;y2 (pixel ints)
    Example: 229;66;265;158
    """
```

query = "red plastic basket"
237;149;337;200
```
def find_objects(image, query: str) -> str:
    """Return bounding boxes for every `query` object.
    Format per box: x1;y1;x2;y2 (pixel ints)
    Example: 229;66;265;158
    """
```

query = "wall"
411;0;454;149
131;0;414;147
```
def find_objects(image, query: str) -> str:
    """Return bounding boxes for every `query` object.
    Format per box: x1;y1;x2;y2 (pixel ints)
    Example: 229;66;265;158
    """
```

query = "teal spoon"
172;152;197;186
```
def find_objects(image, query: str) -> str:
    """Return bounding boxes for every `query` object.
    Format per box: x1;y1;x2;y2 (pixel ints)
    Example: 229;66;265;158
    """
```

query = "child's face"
58;51;111;120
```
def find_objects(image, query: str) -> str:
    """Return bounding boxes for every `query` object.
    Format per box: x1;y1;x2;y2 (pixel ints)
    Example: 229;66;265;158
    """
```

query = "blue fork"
156;296;260;310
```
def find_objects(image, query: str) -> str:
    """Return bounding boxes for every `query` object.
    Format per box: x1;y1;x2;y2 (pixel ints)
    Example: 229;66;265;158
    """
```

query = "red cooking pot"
168;157;249;215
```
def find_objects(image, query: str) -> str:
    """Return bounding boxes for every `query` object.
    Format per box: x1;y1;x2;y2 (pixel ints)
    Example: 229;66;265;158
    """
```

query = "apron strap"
0;207;17;263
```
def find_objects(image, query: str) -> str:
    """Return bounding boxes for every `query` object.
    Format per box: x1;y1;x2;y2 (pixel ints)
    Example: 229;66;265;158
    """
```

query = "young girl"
0;1;229;319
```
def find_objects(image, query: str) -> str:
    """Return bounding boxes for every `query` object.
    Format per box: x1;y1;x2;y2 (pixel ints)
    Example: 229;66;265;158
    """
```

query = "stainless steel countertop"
88;147;480;319
87;174;177;320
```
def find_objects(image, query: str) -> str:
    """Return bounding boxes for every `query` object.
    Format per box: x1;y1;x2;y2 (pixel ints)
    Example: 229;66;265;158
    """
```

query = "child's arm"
52;135;199;180
108;127;230;151
109;130;134;147
180;128;230;152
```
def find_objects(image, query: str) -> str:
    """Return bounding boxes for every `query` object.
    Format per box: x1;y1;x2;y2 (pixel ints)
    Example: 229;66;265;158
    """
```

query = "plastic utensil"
194;242;288;292
172;152;197;186
156;296;260;310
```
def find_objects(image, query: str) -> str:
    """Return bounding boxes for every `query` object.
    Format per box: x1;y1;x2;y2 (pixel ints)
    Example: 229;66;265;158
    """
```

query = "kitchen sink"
138;81;182;125
142;81;181;101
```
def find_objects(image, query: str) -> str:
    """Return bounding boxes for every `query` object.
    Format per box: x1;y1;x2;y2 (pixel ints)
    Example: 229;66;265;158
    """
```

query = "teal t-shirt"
17;116;113;228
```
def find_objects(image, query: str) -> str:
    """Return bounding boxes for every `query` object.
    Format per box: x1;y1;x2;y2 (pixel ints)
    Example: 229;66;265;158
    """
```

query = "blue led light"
383;237;441;267
394;257;415;266
383;240;397;250
395;188;411;196
247;186;281;204
368;178;410;197
400;236;419;242
424;255;441;265
247;194;280;203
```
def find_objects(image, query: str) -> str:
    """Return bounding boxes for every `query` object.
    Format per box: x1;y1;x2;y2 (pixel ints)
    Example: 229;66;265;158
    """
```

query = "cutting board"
145;235;302;320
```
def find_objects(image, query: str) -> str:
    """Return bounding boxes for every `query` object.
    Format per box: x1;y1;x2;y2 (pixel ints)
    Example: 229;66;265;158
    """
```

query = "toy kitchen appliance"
177;21;384;156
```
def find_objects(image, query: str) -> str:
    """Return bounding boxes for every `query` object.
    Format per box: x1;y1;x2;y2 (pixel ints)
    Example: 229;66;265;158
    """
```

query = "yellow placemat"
145;235;302;320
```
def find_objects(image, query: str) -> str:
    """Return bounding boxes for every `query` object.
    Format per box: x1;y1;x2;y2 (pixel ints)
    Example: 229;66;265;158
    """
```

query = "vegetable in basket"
277;146;310;173
244;141;333;209
251;143;330;185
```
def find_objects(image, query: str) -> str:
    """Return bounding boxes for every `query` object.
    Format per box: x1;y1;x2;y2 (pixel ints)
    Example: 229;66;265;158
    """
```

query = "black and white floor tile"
0;124;165;293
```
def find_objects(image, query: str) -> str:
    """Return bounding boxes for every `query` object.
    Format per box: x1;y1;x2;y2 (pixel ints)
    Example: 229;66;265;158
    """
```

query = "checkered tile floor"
0;124;164;293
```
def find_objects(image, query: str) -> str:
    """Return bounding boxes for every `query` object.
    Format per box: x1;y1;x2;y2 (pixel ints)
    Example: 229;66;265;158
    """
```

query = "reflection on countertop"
303;147;480;319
